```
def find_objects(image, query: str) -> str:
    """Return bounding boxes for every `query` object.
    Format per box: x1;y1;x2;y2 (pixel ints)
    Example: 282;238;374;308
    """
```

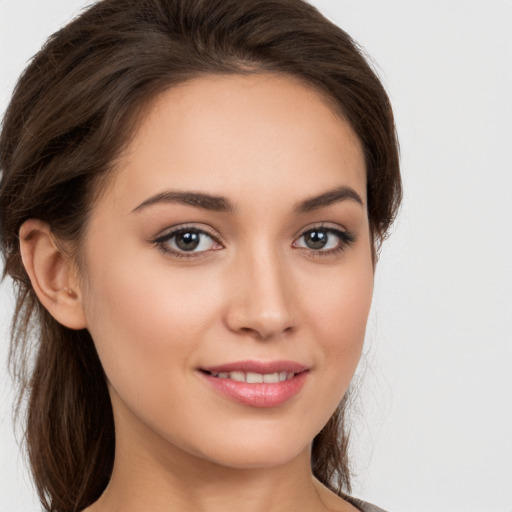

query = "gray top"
346;496;388;512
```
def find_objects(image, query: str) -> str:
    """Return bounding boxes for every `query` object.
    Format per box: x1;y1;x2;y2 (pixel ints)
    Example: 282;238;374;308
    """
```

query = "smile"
206;371;295;383
199;360;309;408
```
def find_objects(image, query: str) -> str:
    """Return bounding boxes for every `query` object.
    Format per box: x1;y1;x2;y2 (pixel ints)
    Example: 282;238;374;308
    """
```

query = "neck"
84;394;357;512
87;420;334;512
95;438;326;512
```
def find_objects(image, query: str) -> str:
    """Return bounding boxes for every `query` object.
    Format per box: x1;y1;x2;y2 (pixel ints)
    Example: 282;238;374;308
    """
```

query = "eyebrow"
131;185;363;214
131;191;234;213
294;186;364;213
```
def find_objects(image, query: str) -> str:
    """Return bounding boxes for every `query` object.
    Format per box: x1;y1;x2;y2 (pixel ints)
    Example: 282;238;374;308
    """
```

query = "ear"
19;219;87;330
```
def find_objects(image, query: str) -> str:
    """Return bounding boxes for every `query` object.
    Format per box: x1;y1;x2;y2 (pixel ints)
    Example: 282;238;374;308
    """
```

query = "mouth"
198;360;309;407
201;370;297;383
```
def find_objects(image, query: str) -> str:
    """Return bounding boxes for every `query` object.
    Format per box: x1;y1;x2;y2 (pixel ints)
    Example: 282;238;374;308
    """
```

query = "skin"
20;74;373;512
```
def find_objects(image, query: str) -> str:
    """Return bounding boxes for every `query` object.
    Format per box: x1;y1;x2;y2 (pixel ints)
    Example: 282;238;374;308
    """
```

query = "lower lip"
200;371;308;408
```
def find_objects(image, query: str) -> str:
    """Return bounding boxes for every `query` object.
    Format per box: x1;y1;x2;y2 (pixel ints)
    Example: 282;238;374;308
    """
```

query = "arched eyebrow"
294;186;364;213
131;191;233;213
131;185;363;214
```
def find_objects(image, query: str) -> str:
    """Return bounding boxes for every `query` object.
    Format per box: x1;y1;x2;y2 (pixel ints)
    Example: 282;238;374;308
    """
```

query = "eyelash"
153;225;222;260
152;224;355;259
293;225;356;257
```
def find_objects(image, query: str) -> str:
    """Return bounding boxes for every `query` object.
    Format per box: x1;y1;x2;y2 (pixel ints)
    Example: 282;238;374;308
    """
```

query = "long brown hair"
0;1;401;510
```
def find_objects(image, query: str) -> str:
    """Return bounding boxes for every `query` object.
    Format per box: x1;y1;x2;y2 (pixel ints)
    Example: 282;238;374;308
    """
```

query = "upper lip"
200;360;309;374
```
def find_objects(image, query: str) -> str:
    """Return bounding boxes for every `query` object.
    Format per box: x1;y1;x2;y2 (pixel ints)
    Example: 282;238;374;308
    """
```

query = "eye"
153;226;222;257
293;226;355;254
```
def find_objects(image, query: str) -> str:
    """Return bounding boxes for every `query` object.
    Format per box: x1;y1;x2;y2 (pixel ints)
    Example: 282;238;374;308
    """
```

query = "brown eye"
155;227;221;256
293;227;355;254
303;230;329;249
175;231;201;251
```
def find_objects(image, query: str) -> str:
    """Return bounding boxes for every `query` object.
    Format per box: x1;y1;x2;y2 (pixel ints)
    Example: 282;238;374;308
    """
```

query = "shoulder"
311;478;389;512
345;496;389;512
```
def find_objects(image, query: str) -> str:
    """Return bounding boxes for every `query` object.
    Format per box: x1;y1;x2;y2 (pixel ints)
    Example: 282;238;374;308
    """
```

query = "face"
78;74;373;470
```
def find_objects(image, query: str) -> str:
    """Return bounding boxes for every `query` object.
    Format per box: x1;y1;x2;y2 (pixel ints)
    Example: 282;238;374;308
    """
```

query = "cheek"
80;243;220;405
304;252;374;387
273;250;374;445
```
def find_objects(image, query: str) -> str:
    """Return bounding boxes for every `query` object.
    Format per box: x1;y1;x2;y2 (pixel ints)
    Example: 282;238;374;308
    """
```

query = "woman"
0;1;401;511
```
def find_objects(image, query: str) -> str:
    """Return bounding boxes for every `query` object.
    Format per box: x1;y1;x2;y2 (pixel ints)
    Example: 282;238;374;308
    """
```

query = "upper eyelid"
294;226;352;244
293;222;349;239
153;224;222;243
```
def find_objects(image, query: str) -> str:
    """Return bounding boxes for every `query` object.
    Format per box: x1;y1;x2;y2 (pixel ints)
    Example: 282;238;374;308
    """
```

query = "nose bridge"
225;237;295;339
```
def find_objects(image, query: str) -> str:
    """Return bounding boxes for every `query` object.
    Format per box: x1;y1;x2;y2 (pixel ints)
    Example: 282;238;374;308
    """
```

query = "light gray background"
1;1;511;511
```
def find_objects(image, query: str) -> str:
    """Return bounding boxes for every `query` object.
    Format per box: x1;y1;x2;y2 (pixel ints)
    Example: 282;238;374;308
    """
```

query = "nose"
224;246;296;340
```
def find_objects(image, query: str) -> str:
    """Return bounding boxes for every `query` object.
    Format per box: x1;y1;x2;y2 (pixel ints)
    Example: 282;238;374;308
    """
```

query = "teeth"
246;372;264;383
263;372;280;383
210;371;295;383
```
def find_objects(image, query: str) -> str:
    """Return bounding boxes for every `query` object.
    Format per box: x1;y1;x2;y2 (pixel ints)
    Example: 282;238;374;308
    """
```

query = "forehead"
105;73;366;211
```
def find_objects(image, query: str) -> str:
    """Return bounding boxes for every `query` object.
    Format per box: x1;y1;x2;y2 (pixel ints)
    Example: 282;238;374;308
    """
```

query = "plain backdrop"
1;1;511;511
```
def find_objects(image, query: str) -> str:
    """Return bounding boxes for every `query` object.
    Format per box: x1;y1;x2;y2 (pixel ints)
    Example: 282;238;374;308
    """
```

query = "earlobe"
19;219;87;330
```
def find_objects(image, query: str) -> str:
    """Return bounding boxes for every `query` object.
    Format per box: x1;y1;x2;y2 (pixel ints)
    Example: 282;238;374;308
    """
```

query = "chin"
202;443;309;470
182;422;316;470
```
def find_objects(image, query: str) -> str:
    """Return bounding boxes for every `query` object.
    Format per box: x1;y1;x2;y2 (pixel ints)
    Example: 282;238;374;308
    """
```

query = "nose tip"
228;308;295;340
224;258;296;341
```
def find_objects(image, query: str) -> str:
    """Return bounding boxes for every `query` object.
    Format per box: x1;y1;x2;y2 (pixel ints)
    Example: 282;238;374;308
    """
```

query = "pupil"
176;231;200;251
306;230;327;249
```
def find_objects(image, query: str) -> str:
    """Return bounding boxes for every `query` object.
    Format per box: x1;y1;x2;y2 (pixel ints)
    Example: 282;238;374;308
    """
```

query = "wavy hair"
0;1;401;510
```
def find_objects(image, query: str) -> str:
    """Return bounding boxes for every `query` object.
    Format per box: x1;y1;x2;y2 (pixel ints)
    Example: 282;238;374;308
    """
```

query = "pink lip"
199;360;309;408
201;360;308;374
